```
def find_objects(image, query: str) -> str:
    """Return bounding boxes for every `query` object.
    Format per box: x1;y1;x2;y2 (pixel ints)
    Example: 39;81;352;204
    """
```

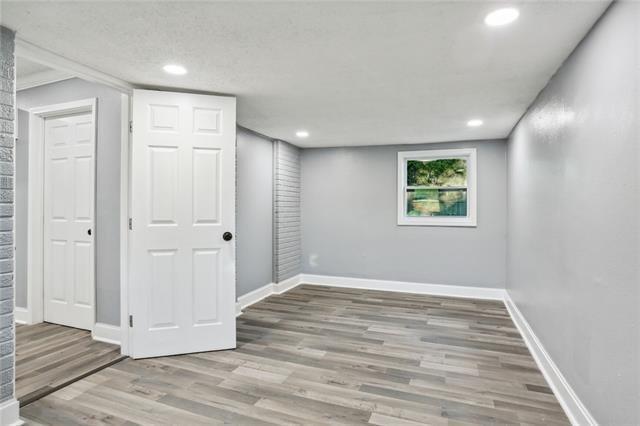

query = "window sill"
397;217;477;227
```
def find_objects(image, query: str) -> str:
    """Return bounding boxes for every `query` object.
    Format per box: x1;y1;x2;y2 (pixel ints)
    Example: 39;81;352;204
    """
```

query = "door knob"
223;232;233;241
87;229;92;236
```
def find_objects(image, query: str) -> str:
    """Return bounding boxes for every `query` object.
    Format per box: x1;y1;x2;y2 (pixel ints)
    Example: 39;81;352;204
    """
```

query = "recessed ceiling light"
484;8;519;27
296;130;309;138
163;64;187;75
467;119;484;127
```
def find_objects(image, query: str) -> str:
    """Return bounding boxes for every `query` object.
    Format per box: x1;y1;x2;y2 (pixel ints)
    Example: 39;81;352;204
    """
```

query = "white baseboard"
274;274;302;294
92;323;121;346
504;294;595;426
235;273;503;315
237;282;275;313
14;307;29;325
236;275;303;316
300;274;506;301
0;399;22;426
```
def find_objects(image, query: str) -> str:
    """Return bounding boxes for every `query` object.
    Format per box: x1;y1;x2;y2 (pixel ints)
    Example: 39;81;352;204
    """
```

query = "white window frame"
397;148;477;227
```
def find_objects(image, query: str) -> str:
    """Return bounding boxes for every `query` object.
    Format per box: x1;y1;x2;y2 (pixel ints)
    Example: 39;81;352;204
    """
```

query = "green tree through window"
407;159;467;187
406;158;468;217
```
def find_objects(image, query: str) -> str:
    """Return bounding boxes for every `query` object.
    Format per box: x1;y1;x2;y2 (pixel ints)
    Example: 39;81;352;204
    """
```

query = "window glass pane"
407;158;467;187
406;188;467;217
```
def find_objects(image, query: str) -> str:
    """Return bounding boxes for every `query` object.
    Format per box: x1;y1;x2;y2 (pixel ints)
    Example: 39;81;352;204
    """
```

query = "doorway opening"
14;55;129;406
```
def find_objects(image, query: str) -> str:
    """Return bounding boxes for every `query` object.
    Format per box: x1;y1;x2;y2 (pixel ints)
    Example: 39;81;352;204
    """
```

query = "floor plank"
21;285;569;425
16;322;125;406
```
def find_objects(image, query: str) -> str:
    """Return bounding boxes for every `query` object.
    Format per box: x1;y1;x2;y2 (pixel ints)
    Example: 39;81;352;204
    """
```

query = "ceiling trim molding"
236;124;282;143
17;68;74;91
16;37;134;94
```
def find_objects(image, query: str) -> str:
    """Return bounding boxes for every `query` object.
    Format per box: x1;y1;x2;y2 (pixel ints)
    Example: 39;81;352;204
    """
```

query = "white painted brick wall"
0;25;15;404
274;140;301;282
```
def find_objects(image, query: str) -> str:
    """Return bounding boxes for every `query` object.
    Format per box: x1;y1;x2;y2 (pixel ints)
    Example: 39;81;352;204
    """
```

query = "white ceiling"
2;1;609;147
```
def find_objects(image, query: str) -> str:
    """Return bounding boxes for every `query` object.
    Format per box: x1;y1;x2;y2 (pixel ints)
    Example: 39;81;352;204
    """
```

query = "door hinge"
129;315;133;327
128;217;132;230
129;121;133;133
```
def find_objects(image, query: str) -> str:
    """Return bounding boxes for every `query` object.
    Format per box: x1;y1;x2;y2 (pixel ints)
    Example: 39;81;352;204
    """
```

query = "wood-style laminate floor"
21;285;569;425
16;322;125;406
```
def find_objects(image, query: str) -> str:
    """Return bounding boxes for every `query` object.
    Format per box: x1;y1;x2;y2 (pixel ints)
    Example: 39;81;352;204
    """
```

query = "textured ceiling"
1;1;609;147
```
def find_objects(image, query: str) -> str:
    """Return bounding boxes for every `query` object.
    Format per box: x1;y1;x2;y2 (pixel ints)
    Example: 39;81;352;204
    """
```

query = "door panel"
149;146;178;224
73;242;92;306
43;112;95;330
192;148;220;224
50;240;66;302
192;248;220;325
130;89;236;358
148;249;177;329
73;156;93;219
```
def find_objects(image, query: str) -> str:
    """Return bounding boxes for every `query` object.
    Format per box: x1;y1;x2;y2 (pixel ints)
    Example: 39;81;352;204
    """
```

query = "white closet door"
43;112;96;330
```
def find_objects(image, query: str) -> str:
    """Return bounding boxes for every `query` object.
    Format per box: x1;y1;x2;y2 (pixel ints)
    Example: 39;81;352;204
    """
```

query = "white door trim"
16;38;134;95
0;398;22;426
119;93;131;355
26;98;97;329
16;68;74;92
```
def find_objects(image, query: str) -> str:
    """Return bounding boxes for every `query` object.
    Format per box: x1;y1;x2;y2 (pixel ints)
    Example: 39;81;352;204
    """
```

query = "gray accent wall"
506;2;639;424
16;77;122;326
0;25;15;404
301;140;507;287
236;128;274;297
273;140;301;282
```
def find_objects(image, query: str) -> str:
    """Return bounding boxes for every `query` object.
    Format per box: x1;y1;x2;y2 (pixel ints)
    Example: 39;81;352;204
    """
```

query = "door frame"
16;39;135;356
119;94;131;355
26;98;98;331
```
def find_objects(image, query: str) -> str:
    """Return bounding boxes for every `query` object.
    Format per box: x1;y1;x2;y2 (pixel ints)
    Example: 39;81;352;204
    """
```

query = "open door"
129;89;236;358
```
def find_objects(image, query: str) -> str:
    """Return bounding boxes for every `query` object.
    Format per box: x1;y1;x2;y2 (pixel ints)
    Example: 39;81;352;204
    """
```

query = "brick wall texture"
273;140;301;283
0;25;15;404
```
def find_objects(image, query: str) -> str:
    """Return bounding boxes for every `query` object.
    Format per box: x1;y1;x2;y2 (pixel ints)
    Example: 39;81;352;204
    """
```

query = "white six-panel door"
43;112;96;330
130;89;236;358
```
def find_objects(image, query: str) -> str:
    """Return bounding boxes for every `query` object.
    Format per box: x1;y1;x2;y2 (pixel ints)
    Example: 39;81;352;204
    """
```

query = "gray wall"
301;140;507;288
274;140;301;282
506;2;639;424
0;25;15;404
236;128;273;296
15;109;27;308
17;77;122;326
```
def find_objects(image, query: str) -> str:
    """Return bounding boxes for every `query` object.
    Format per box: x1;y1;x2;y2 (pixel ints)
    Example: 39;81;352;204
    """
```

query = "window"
397;148;477;226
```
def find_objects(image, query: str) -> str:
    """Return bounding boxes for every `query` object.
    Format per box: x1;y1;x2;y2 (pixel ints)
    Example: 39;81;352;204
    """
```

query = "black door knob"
87;229;92;236
223;232;233;241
